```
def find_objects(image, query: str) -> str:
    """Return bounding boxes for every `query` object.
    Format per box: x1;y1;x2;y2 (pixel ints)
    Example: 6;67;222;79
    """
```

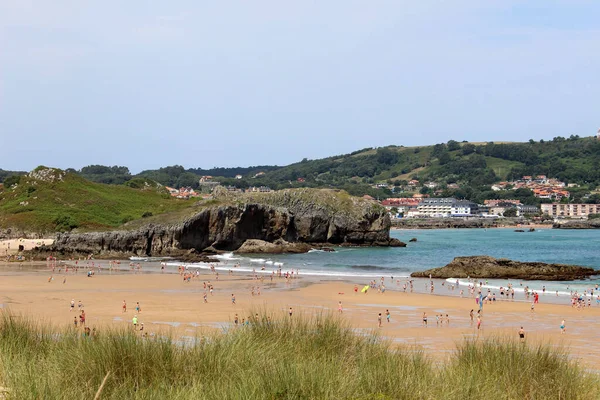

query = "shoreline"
391;223;552;230
1;262;599;369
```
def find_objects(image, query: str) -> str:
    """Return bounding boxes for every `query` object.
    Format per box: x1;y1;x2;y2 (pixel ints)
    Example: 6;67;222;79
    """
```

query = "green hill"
0;167;194;233
130;137;600;202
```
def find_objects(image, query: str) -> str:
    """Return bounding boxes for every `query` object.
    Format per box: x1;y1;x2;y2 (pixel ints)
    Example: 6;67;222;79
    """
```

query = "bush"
141;211;153;218
3;175;21;187
54;214;78;232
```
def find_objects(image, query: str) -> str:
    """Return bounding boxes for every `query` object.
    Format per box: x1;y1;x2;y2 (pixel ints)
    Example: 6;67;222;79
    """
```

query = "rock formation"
47;194;405;257
410;255;597;281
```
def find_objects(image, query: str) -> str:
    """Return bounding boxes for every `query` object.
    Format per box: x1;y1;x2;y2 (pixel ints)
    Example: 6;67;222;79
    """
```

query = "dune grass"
0;311;597;399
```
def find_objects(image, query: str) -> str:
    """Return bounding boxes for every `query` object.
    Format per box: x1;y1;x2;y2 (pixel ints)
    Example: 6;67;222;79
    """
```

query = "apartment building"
541;203;600;219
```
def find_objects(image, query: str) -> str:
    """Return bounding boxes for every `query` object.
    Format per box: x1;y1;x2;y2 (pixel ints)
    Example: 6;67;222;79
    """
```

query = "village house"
380;198;420;216
247;186;272;193
164;186;201;199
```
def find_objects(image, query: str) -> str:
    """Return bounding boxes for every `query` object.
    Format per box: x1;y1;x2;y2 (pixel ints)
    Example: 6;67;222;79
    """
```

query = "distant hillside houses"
165;186;202;199
492;175;570;200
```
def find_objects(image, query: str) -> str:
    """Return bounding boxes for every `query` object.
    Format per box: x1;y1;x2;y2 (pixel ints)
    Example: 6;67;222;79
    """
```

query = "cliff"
410;256;597;281
47;190;404;257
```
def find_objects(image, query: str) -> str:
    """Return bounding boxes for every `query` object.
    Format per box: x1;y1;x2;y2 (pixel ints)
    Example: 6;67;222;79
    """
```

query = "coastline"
1;261;599;369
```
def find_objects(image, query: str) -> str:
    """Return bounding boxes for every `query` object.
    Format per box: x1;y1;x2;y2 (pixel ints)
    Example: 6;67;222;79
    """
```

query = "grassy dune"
0;311;597;399
0;168;194;232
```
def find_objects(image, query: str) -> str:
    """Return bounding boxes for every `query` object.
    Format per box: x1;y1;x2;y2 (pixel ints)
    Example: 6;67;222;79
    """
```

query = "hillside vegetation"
116;136;600;201
0;167;193;233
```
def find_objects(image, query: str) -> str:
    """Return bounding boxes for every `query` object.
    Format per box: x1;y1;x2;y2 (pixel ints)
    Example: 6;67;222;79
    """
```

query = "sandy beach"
1;261;598;369
0;238;54;256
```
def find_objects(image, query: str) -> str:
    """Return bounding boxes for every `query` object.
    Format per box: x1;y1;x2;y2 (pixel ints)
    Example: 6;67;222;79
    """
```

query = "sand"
0;238;54;256
0;262;598;367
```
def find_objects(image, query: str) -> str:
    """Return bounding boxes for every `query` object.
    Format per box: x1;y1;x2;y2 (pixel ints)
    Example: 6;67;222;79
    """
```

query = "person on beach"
377;313;382;328
80;311;86;327
386;309;390;323
231;294;236;305
476;315;481;332
289;307;293;317
234;314;239;326
422;312;427;327
70;299;75;311
203;292;208;303
338;301;343;313
73;316;78;328
560;319;566;334
469;309;474;325
132;315;138;330
519;327;525;343
122;300;127;313
135;302;141;313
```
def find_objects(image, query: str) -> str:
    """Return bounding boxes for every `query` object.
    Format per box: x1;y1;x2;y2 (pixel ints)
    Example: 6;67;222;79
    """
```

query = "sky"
1;1;599;173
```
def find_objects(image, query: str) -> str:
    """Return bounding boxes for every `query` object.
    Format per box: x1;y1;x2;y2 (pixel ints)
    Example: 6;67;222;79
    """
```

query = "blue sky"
1;1;599;173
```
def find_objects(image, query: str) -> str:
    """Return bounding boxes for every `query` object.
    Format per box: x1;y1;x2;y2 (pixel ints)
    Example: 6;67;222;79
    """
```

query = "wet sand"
0;262;598;368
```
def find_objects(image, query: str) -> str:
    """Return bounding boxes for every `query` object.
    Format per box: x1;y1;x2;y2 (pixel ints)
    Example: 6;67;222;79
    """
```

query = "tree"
461;144;476;155
375;148;399;165
503;208;518;218
447;140;461;151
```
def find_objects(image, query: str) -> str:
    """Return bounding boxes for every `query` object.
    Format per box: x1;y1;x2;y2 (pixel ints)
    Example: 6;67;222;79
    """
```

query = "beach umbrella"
361;285;369;293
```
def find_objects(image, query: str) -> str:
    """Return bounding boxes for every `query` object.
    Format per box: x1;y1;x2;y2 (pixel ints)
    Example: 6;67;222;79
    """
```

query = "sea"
171;228;600;302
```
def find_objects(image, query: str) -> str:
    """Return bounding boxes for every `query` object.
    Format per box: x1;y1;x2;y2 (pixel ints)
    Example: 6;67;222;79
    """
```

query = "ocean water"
174;228;600;298
235;228;600;276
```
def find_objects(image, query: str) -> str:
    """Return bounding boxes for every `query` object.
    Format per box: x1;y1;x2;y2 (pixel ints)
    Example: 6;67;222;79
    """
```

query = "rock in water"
410;255;597;281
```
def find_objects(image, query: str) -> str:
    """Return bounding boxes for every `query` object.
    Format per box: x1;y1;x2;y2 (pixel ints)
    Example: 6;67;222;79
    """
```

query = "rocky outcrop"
553;220;600;229
235;239;312;254
48;199;404;257
411;256;597;281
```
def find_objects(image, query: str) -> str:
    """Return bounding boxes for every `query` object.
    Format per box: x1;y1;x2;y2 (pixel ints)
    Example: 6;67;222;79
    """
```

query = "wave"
447;278;597;298
214;253;241;261
349;265;387;272
165;262;408;279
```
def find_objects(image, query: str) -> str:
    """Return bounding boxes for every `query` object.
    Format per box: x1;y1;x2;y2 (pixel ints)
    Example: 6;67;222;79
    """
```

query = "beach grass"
0;311;597;399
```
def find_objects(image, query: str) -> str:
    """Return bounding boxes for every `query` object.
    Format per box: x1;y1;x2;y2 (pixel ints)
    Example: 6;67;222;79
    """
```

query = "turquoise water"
234;228;600;277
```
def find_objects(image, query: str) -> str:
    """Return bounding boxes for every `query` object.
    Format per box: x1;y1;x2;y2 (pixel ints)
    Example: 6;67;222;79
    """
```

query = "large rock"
553;220;600;229
410;255;597;281
48;198;403;257
236;239;311;254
